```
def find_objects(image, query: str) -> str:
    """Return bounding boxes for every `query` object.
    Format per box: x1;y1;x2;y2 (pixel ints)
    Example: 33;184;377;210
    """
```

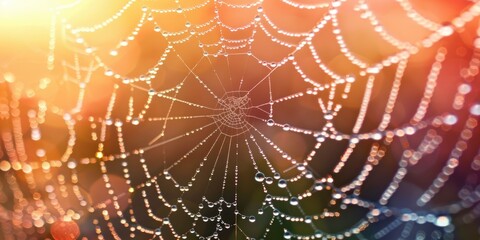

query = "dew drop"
324;112;334;120
265;194;272;202
458;84;471;94
470;103;480;116
346;74;355;83
273;172;281;179
31;129;41;141
265;177;273;184
289;197;299;206
131;118;140;125
439;25;454;37
267;119;275;126
104;70;114;76
273;209;279;216
114;120;123;127
105;118;113;125
278;179;287;188
332;192;342;199
255;172;265;182
249;216;256;223
434;216;450;227
36;148;46;158
443;114;457;125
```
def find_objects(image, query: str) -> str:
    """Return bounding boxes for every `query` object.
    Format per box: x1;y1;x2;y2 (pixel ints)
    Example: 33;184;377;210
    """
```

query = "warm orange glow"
1;0;480;239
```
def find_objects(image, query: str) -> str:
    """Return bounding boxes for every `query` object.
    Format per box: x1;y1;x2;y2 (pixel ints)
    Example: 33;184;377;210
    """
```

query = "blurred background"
0;0;480;239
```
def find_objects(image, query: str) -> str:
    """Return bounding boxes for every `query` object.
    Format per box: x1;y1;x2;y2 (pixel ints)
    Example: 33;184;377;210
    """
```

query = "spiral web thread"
1;0;480;239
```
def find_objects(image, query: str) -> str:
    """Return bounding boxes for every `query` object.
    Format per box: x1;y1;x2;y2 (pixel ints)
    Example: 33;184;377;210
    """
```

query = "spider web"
1;0;480;239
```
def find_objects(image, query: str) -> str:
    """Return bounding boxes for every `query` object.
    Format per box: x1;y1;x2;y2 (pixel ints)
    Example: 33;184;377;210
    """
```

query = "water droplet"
176;7;183;13
324;112;333;120
332;192;342;199
372;133;382;140
105;118;113;125
104;70;114;76
443;114;457;125
282;124;290;131
31;129;41;141
249;216;256;222
255;172;265;182
267;119;275;126
131;118;140;125
284;230;292;239
458;84;471;94
289;197;298;206
273;209;279;216
265;194;272;201
346;74;355;83
314;182;323;191
435;216;450;227
148;89;156;96
254;15;261;21
470;103;480;116
155;228;161;235
114;120;123;127
439;25;454;36
36;148;46;157
367;66;380;74
265;177;273;184
278;179;287;188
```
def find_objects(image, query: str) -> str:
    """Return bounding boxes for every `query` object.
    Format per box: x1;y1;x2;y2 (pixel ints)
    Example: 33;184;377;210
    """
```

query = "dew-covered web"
1;0;480;239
